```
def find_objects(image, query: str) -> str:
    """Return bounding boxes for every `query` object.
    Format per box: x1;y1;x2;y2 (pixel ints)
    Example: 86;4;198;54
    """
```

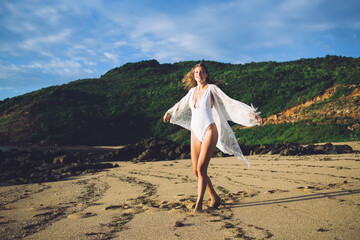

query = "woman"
163;63;261;212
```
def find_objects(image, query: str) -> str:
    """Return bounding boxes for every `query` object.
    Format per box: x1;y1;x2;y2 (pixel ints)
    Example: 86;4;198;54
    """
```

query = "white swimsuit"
189;86;215;142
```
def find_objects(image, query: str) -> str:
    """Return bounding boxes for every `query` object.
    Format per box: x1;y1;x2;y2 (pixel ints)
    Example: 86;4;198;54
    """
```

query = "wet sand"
1;143;359;239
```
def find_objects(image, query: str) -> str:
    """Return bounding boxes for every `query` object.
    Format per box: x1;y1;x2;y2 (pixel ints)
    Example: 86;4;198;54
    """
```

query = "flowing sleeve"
166;88;194;130
211;84;260;127
210;84;260;168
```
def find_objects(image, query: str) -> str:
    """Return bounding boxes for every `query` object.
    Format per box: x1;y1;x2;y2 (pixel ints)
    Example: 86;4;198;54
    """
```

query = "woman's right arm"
163;88;193;124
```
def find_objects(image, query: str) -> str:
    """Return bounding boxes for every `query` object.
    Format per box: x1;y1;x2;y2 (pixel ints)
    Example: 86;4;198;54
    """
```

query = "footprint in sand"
0;205;12;210
295;186;317;191
317;228;330;232
105;205;123;210
0;216;13;225
225;220;273;239
263;189;288;194
67;212;97;219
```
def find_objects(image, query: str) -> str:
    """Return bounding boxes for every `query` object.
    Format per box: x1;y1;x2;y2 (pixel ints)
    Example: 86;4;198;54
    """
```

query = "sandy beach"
1;142;359;240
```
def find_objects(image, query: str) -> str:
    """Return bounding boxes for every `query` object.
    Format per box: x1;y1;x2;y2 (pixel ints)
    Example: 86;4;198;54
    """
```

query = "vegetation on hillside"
0;55;359;146
234;120;358;145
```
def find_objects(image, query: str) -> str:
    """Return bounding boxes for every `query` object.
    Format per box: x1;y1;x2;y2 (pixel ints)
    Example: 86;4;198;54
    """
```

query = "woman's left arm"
212;85;261;127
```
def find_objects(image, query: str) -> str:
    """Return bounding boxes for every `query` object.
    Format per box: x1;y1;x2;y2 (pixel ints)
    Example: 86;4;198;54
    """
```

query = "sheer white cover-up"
167;84;260;167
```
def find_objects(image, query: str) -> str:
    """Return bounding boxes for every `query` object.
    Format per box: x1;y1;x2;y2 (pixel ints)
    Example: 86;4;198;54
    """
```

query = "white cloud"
0;87;15;90
0;60;23;79
20;29;72;51
103;52;119;64
113;41;128;48
84;61;97;66
34;5;61;24
25;58;84;76
2;2;61;35
84;69;94;74
0;0;359;100
107;11;223;61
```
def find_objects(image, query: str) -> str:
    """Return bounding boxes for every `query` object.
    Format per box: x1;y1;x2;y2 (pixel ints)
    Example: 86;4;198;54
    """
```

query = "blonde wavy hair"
182;62;217;90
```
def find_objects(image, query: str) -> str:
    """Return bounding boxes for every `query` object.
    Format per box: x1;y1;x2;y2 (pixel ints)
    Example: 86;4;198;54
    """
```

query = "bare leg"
191;124;220;212
191;131;218;198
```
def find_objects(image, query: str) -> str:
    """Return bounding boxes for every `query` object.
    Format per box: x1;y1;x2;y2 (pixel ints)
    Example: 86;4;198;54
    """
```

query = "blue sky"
0;0;359;100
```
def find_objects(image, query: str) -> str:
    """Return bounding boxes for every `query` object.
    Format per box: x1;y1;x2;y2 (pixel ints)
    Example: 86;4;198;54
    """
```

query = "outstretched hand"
255;115;262;124
163;112;170;123
249;112;262;124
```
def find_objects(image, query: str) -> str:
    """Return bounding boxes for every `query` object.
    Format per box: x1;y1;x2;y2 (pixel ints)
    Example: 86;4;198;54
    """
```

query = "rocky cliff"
263;84;360;132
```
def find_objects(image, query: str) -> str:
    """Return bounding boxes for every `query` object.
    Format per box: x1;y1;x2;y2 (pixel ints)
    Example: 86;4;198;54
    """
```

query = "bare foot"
209;197;222;208
194;203;203;212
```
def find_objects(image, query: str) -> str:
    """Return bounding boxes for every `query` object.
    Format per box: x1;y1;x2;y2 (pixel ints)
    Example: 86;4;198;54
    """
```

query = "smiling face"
194;66;208;85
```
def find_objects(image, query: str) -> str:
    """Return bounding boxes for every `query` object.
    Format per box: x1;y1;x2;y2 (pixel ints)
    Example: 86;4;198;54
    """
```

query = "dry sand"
1;142;359;240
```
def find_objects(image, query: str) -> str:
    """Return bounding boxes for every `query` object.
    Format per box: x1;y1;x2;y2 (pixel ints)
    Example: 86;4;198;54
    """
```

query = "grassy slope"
0;56;359;146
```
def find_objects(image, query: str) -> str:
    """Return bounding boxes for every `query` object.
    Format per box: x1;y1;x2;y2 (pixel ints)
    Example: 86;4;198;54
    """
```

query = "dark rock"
133;149;158;162
180;153;190;159
175;146;183;155
333;145;353;154
0;139;354;184
53;154;71;165
168;151;175;160
303;145;315;154
0;146;120;184
323;143;334;152
119;137;191;162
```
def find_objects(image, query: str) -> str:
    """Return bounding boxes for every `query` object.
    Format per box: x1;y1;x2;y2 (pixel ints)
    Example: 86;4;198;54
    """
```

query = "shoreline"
1;140;358;152
0;145;124;153
1;141;358;187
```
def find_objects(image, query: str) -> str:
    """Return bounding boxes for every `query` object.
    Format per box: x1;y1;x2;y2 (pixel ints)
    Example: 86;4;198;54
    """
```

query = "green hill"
0;55;359;146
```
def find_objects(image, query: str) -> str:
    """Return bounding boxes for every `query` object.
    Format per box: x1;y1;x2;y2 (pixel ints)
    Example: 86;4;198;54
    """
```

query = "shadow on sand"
230;189;360;208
